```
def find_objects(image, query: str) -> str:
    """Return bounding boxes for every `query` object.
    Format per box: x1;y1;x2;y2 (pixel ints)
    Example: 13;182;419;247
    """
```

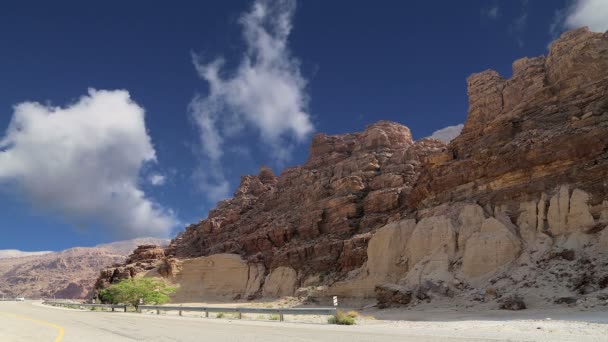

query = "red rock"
97;29;608;302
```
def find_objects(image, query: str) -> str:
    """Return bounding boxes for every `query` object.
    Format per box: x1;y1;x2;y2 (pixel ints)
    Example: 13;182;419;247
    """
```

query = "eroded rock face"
169;254;261;302
409;27;608;209
165;121;444;279
262;266;298;297
462;218;522;277
94;244;167;293
407;216;456;268
97;29;608;306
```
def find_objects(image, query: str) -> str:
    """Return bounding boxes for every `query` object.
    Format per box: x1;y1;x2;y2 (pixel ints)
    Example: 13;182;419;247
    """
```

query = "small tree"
100;278;176;308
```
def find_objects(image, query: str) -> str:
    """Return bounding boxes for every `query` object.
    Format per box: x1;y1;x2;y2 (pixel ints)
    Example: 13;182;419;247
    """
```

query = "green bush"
269;314;280;321
99;278;176;309
327;310;356;325
216;312;225;318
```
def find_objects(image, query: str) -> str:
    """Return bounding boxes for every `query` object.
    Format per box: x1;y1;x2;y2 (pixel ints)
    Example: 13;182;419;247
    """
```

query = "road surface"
0;301;606;341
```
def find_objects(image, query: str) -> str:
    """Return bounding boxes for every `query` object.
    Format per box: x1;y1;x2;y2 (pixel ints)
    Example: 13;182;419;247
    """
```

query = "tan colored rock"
567;189;594;231
548;185;570;235
329;277;377;298
401;247;455;292
457;204;485;250
367;219;415;279
407;216;456;268
245;263;265;298
462;218;522;278
462;70;505;135
328;219;416;298
263;266;297;297
548;187;595;235
171;254;259;302
537;193;547;232
517;201;538;243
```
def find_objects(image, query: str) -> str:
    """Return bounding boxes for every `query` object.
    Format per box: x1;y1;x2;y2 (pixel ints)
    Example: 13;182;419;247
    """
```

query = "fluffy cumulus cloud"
427;124;464;143
189;0;313;203
0;89;177;238
552;0;608;34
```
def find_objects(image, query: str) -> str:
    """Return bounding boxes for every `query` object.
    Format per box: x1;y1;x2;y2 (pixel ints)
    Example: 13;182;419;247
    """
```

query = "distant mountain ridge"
0;237;169;299
0;250;53;259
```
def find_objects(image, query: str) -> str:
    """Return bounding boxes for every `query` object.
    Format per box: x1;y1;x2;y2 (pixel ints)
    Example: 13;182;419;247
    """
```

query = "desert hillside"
97;27;608;310
0;237;168;299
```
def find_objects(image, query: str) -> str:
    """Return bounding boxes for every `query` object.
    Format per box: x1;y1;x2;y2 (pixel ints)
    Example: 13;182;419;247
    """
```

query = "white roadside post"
332;296;339;322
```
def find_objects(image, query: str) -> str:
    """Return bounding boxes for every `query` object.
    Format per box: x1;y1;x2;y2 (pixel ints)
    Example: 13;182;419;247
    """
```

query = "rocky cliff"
97;28;608;308
0;238;168;299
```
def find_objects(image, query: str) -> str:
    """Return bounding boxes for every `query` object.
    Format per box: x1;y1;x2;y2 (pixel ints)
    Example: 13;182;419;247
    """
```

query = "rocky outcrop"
263;266;298;297
97;28;608;308
462;218;521;277
164;120;445;279
409;27;608;209
375;283;412;308
0;238;168;299
94;243;168;291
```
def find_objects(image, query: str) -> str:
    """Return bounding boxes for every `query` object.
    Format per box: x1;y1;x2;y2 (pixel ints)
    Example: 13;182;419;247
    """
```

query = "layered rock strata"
96;28;608;308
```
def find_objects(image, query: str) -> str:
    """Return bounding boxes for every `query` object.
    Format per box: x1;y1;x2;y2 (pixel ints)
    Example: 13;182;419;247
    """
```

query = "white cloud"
0;89;177;238
427;124;464;143
481;4;500;19
552;0;608;35
189;0;313;203
148;173;166;186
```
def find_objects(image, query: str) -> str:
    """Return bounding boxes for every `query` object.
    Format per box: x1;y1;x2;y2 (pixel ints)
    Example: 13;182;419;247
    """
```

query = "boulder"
375;283;412;308
499;295;526;310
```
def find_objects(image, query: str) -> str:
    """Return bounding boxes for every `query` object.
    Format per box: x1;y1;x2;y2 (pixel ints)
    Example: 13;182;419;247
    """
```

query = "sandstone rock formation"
97;28;608;309
0;238;168;299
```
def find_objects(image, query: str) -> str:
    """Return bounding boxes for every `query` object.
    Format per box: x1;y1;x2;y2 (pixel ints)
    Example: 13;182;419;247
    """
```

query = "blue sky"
0;0;604;251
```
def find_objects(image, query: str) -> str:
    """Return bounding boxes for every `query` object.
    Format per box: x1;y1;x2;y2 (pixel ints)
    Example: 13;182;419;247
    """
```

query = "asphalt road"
1;301;606;342
0;301;505;342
